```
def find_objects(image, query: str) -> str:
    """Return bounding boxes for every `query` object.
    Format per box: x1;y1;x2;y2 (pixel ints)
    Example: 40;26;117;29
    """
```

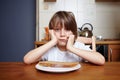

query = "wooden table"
0;62;120;80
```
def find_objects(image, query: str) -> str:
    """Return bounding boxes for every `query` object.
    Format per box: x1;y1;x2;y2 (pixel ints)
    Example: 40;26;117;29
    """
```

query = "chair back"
76;36;96;51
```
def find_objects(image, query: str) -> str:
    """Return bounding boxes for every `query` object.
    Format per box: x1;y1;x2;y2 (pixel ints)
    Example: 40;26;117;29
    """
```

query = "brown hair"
49;11;78;39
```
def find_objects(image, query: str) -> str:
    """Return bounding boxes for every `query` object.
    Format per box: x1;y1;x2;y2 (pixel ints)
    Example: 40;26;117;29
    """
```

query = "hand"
67;35;75;51
49;30;58;44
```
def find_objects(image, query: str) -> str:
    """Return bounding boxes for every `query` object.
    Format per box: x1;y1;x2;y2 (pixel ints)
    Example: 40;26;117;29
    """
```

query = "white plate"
35;63;81;73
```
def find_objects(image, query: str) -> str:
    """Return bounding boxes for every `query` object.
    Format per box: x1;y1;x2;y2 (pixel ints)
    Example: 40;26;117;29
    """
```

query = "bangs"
53;17;64;29
49;16;61;29
49;15;73;30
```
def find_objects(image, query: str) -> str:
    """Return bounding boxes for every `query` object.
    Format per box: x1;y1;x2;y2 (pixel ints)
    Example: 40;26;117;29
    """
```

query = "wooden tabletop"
0;62;120;80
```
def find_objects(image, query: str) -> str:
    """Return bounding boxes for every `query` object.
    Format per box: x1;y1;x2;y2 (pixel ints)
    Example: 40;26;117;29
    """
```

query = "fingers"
49;30;58;43
49;30;54;39
67;35;75;50
49;30;53;35
68;35;75;43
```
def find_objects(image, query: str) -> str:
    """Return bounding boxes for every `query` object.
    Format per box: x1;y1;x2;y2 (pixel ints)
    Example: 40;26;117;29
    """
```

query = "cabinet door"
108;45;120;62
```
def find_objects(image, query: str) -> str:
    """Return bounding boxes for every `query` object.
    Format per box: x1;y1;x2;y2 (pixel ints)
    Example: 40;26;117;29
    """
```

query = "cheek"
66;31;73;36
54;32;60;38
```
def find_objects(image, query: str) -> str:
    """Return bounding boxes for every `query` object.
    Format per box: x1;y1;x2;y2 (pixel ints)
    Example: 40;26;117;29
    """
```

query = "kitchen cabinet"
108;44;120;62
96;39;120;62
96;0;120;2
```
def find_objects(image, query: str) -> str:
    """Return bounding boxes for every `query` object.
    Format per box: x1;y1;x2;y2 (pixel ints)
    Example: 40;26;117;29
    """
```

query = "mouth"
59;39;67;42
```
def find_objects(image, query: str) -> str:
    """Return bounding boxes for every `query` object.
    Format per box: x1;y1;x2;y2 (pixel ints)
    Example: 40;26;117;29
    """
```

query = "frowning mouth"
59;39;67;42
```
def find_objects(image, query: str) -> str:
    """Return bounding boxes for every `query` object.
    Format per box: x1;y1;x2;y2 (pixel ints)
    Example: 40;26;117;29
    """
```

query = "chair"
76;36;96;51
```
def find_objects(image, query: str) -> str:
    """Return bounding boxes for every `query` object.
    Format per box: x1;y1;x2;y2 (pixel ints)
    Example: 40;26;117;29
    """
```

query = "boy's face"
53;25;73;46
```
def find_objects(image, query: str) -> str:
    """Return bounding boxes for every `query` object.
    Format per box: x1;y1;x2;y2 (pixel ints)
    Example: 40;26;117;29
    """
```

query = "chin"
58;42;67;46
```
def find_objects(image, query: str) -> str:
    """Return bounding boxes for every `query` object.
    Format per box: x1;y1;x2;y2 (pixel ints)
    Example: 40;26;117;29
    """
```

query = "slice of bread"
39;61;79;68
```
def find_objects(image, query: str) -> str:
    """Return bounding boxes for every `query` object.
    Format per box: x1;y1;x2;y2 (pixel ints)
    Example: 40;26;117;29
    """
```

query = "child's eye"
66;29;70;31
64;29;71;32
54;29;60;32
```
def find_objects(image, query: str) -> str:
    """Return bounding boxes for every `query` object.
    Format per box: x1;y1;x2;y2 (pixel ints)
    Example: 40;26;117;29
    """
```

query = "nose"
60;28;66;37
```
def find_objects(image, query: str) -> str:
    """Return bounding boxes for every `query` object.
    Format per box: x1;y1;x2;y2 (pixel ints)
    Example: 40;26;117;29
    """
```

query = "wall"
0;0;36;61
37;0;96;40
37;0;120;40
96;2;120;39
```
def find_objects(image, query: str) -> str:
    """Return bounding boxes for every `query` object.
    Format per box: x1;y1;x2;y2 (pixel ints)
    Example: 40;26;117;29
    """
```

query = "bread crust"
39;61;79;68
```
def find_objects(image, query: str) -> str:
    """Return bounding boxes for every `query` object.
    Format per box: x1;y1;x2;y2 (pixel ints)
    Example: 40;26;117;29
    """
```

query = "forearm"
24;40;57;64
68;47;105;65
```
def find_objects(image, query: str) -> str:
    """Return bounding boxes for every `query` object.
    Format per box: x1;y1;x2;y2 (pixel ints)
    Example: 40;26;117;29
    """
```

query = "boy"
24;11;105;65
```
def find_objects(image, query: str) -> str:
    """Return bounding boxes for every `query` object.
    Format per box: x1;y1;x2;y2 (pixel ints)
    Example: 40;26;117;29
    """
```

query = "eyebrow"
53;26;62;30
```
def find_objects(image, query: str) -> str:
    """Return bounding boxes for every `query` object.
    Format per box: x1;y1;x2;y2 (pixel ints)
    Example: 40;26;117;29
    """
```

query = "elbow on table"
98;57;105;66
23;56;33;64
98;61;105;66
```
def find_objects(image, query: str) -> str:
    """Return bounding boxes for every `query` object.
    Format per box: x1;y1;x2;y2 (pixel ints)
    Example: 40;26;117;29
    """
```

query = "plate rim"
35;63;81;73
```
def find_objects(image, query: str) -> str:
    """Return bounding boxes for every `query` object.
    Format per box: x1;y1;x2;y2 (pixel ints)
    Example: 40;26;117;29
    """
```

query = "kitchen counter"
96;39;120;45
35;39;120;47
